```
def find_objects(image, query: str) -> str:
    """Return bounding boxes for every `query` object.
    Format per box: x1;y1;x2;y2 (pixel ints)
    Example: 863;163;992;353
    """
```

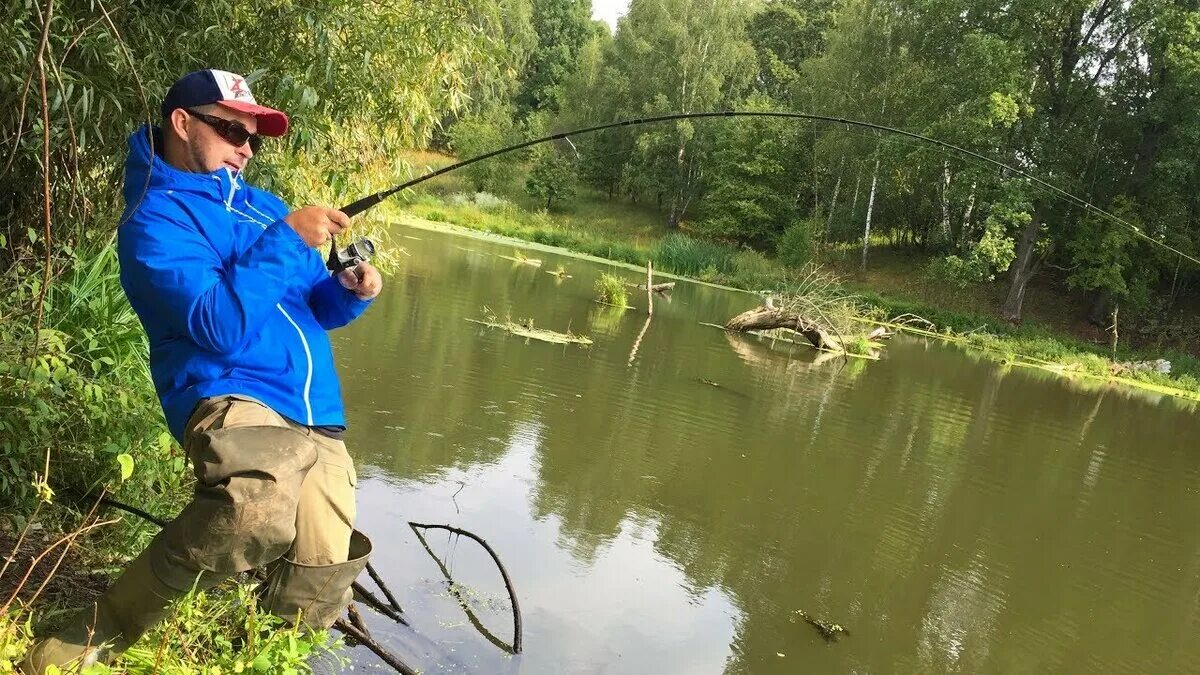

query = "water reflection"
337;221;1200;673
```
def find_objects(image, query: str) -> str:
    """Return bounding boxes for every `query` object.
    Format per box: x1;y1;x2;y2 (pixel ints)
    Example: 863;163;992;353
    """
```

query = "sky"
592;0;630;31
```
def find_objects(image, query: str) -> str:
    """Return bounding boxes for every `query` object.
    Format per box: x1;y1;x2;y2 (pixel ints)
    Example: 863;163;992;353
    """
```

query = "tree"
517;0;597;114
696;94;804;247
609;0;755;227
448;108;519;192
526;148;578;209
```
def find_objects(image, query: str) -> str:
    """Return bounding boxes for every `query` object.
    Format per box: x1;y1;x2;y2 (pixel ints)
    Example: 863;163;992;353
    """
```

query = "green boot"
20;543;210;674
261;530;373;630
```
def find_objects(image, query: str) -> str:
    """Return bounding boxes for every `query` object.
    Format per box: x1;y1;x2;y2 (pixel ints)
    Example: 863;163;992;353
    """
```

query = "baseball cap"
161;69;289;137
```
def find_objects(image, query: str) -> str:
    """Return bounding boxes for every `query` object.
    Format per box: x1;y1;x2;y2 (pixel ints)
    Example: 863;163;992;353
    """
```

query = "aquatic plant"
595;273;629;307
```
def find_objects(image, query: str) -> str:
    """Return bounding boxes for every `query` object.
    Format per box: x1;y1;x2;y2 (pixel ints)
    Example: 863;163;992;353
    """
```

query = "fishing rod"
332;109;1200;269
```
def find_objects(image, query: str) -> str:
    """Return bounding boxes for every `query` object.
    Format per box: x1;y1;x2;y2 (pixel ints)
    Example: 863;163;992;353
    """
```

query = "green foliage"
653;233;737;280
0;245;185;514
595;273;629;307
516;0;597;114
698;95;803;246
776;219;821;269
448;109;519;192
0;608;35;672
115;583;341;674
525;150;577;209
924;210;1017;289
1066;201;1139;301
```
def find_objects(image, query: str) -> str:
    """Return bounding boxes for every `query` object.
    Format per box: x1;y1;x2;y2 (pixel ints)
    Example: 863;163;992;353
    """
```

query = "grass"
595;273;629;307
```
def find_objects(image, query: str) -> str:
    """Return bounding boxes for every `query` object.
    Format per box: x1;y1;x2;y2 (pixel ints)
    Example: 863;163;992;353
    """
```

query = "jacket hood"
122;124;245;218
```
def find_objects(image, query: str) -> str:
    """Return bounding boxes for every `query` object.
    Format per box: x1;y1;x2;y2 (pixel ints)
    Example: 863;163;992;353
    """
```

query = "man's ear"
168;108;191;142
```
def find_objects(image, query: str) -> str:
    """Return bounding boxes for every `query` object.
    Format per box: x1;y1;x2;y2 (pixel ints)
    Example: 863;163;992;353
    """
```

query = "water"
333;221;1200;673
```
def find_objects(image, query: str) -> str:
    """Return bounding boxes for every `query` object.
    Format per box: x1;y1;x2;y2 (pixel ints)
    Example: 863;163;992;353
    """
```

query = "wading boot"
20;543;208;674
261;530;373;630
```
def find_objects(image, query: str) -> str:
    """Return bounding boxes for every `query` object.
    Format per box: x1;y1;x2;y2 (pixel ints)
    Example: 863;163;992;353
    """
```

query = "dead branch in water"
725;305;843;351
409;522;522;654
333;617;419;675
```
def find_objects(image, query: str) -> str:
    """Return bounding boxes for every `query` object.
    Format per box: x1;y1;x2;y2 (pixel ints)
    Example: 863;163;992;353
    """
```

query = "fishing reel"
326;236;377;273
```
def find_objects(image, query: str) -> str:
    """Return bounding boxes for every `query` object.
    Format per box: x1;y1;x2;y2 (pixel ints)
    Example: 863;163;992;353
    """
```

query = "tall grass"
595;273;629;307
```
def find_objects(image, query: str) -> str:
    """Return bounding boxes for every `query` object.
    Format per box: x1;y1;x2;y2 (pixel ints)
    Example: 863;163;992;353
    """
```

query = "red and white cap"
161;69;289;136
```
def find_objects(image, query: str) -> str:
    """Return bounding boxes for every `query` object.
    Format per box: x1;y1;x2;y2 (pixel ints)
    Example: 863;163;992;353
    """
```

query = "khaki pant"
19;396;365;672
153;394;358;590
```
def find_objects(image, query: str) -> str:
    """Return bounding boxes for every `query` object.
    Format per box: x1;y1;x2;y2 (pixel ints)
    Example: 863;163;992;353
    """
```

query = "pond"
334;220;1200;673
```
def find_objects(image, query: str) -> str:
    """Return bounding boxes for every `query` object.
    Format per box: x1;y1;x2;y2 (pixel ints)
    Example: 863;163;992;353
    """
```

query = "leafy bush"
117;583;342;674
776;218;820;269
0;246;185;516
923;216;1016;288
525;150;578;210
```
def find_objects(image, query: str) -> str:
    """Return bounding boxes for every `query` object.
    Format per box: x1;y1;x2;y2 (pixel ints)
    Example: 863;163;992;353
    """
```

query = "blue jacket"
117;125;372;442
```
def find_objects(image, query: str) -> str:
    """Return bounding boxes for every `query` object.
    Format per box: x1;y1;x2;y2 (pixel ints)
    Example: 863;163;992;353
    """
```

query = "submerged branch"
409;522;522;654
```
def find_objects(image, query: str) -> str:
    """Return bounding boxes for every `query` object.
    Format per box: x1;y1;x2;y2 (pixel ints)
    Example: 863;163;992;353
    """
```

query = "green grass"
595;273;629;307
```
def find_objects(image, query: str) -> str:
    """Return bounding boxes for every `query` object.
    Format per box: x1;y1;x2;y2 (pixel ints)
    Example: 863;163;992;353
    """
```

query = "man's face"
174;105;258;174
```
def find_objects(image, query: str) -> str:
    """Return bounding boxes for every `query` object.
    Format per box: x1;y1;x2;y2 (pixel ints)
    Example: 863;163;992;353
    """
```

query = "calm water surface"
332;221;1200;673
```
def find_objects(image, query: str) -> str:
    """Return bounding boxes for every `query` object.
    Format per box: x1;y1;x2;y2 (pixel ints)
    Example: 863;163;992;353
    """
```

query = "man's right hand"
284;206;350;248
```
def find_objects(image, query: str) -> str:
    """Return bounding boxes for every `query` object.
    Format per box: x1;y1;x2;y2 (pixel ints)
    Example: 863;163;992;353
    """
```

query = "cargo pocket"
167;424;320;574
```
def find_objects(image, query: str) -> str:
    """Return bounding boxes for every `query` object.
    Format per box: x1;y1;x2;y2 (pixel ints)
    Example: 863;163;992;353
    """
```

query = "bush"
0;245;186;515
730;249;779;289
117;583;342;673
776;219;820;269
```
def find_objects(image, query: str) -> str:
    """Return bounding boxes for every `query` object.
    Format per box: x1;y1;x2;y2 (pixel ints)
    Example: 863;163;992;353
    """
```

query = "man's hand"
284;206;350;248
338;262;383;300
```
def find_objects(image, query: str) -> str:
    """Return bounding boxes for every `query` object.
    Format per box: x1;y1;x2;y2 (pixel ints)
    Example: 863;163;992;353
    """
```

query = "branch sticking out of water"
409;522;523;654
333;617;419;675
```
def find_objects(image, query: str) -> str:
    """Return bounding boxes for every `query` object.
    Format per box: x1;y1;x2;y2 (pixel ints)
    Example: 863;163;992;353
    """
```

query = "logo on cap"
213;69;257;104
229;76;249;99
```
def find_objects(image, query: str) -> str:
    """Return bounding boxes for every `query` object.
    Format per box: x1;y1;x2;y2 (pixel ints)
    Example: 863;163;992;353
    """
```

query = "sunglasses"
185;108;263;153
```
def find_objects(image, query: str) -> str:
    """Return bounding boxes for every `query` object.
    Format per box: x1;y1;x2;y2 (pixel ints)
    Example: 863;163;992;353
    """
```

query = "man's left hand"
338;262;383;300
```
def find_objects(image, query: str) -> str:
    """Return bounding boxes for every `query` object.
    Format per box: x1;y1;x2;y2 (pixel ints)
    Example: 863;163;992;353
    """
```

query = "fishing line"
338;110;1200;267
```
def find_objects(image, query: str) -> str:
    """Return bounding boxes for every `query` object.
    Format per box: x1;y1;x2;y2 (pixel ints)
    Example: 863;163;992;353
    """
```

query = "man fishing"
23;69;382;671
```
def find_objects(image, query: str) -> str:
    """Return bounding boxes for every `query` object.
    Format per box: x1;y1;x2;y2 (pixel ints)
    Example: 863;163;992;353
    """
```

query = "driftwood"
724;305;843;351
638;281;675;293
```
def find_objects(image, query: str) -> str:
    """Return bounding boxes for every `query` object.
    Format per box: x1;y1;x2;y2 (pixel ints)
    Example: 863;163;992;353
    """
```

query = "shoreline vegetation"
380;191;1200;404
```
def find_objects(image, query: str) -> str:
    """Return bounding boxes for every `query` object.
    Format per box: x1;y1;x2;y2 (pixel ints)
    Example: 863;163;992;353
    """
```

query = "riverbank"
382;194;1200;403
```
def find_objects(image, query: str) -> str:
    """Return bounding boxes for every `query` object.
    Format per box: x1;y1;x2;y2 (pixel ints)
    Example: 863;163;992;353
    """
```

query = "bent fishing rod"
329;109;1200;270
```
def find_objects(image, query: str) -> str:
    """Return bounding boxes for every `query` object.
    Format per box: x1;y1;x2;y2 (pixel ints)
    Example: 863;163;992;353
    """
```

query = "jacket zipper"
275;303;314;425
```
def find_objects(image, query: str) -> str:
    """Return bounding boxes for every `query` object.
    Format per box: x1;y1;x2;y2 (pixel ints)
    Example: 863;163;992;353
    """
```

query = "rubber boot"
20;544;211;674
261;530;373;630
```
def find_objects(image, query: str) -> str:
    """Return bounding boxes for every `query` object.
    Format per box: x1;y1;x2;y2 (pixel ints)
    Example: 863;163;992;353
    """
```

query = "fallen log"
724;305;842;351
638;281;675;293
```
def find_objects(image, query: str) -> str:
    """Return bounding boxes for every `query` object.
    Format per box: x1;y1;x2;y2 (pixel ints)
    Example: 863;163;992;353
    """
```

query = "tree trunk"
825;165;843;243
958;181;977;254
938;160;951;249
725;305;842;351
1001;211;1044;322
861;150;881;273
848;169;862;234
